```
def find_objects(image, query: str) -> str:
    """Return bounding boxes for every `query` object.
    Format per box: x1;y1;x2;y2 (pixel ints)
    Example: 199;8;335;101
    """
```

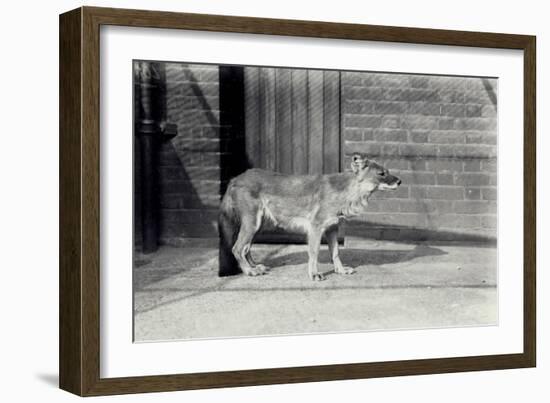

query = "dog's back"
222;168;357;228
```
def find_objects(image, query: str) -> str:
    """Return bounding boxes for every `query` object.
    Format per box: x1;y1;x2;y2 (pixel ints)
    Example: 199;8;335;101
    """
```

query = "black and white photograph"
3;0;545;399
132;61;498;342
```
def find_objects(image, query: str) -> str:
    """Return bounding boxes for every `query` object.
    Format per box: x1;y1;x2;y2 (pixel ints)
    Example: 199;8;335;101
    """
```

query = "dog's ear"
351;153;368;173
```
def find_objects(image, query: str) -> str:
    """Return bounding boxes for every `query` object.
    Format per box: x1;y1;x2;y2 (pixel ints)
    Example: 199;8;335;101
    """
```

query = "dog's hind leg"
326;225;355;275
218;196;241;277
232;212;267;276
307;228;325;281
243;208;268;272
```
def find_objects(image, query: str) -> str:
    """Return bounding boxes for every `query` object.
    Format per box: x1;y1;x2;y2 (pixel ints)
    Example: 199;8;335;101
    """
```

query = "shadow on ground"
262;245;447;271
134;244;447;290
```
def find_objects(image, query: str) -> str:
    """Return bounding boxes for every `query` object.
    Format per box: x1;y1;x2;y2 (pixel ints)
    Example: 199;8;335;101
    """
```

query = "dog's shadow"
261;244;447;270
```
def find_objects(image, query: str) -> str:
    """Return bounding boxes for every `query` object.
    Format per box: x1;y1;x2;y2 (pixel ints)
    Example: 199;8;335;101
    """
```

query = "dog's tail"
218;190;241;277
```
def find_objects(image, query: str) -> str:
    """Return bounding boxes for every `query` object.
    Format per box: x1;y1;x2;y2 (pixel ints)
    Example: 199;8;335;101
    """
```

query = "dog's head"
350;153;402;191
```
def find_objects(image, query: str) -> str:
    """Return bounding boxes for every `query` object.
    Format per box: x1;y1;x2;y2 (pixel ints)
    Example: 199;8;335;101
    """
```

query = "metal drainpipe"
135;61;177;254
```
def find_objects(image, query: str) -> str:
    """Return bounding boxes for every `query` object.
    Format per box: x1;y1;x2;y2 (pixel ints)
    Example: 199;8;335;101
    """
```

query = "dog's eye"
379;171;386;177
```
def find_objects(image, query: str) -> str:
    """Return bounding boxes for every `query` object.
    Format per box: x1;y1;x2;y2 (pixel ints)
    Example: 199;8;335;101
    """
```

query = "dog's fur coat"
218;153;401;280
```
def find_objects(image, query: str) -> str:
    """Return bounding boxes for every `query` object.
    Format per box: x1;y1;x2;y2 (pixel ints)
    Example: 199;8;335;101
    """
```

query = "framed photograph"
59;6;536;396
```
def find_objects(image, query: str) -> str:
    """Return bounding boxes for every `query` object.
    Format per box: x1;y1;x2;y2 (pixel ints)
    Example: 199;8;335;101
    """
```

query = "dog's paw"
335;266;355;275
310;273;326;281
245;266;268;276
255;264;269;274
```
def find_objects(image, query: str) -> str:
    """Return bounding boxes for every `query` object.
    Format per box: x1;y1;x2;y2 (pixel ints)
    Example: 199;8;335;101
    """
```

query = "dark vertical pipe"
135;62;177;254
136;61;160;254
139;134;157;254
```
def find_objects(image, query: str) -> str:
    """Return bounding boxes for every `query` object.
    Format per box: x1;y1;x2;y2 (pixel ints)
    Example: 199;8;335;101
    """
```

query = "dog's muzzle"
379;175;401;190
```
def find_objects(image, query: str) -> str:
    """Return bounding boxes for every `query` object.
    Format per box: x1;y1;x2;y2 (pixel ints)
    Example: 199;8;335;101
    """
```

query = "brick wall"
342;72;497;241
136;66;498;245
157;63;222;242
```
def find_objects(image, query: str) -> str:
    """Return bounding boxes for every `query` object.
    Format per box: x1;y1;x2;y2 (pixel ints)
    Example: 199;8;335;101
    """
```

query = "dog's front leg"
326;226;355;275
307;228;325;281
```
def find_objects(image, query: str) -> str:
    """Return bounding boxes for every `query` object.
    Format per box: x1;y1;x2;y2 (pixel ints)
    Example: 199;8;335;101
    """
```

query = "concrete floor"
133;239;497;342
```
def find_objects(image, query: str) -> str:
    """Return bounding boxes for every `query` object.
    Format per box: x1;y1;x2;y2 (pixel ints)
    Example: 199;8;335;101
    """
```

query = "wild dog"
218;153;402;281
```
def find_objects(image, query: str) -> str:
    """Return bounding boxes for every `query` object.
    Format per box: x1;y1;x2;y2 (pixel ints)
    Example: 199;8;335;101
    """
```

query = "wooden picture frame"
59;6;536;396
